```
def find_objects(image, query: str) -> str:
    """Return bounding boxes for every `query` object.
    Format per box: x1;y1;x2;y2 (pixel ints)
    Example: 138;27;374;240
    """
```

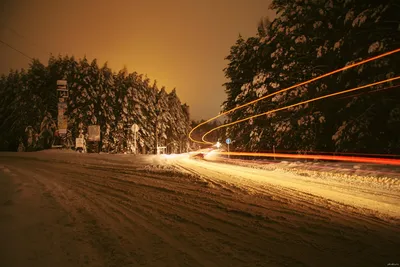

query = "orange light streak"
189;48;400;144
215;151;400;166
202;76;400;144
258;150;400;158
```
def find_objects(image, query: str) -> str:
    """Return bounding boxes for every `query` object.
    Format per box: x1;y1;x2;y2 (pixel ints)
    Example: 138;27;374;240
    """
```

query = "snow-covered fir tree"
221;0;400;153
0;56;191;153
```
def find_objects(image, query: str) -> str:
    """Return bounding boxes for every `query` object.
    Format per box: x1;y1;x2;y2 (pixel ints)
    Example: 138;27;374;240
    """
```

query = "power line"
0;39;33;60
5;25;53;55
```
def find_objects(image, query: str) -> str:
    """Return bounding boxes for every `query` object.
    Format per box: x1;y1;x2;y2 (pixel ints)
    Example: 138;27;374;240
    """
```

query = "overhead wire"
4;25;54;56
0;39;33;60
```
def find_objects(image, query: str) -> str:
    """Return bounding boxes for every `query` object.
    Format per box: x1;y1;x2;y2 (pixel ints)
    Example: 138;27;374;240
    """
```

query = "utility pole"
53;80;68;148
154;105;160;155
134;128;137;154
154;117;158;154
226;138;231;159
131;124;139;154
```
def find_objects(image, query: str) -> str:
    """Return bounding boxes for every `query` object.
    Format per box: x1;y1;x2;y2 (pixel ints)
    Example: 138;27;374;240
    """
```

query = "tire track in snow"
175;158;400;222
37;161;396;267
50;167;303;266
2;153;400;267
29;161;339;266
31;166;216;267
1;163;106;267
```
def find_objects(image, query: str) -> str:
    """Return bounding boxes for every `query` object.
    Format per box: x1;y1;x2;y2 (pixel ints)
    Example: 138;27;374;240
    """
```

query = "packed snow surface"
0;151;399;267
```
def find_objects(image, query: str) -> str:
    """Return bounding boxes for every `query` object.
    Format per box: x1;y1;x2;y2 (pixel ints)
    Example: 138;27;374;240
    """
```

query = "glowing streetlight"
216;141;221;149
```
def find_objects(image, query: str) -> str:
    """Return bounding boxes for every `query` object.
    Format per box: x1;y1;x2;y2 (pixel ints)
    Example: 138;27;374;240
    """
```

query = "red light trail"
214;151;400;166
256;149;400;158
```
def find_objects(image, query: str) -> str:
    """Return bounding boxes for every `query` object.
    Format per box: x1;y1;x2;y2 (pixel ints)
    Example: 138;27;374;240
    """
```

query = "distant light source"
216;141;221;149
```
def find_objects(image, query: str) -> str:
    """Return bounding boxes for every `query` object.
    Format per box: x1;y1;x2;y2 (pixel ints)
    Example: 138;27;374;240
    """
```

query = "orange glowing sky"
0;0;275;120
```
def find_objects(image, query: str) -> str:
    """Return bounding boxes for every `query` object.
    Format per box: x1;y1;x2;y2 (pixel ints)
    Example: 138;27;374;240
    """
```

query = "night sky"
0;0;275;120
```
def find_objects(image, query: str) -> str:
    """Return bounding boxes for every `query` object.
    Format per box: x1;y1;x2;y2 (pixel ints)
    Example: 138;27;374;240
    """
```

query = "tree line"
0;56;191;153
221;0;400;154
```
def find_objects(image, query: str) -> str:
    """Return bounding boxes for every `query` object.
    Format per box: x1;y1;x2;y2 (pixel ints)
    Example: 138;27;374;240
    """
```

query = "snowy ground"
0;151;399;267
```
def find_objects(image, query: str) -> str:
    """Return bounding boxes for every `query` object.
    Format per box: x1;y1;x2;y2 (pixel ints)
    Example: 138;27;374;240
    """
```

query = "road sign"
131;123;139;132
226;138;231;159
75;138;84;148
57;80;67;86
57;80;68;91
88;125;101;141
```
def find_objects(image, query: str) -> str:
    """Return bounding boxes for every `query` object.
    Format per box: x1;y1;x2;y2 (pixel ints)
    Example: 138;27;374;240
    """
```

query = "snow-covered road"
172;154;400;221
0;151;399;267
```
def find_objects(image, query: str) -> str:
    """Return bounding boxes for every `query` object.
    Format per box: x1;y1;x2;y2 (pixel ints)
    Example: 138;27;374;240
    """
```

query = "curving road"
0;151;399;267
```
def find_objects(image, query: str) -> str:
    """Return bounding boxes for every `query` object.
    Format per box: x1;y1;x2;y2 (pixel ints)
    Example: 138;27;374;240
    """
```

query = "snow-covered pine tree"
166;89;190;153
222;0;399;154
95;62;116;152
137;75;158;153
222;34;268;151
330;0;400;153
0;55;192;153
67;57;99;148
38;111;57;149
258;0;336;152
222;16;280;152
0;70;29;150
127;72;150;153
181;103;191;152
113;67;130;152
0;74;7;149
12;65;47;151
156;85;172;149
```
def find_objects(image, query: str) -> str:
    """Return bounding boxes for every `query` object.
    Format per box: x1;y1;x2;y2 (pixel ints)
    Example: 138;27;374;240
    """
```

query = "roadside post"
226;138;231;159
131;124;139;154
53;80;69;148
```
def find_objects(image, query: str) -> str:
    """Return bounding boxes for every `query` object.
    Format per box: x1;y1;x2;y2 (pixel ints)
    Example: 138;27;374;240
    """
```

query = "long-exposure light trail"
256;150;400;158
189;48;400;144
214;151;400;166
202;76;400;144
